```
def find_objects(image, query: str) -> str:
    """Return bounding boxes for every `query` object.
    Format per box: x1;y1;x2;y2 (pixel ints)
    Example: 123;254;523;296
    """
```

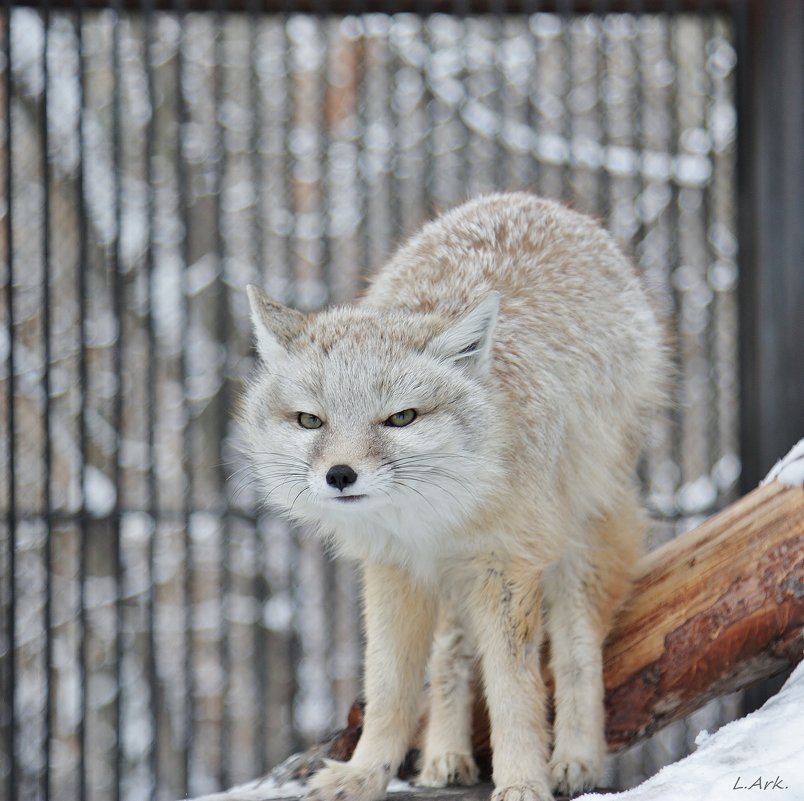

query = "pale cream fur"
239;193;668;801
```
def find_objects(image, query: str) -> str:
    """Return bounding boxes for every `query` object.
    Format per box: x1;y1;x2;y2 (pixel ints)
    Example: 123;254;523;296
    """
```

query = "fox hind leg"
417;604;479;788
543;490;645;796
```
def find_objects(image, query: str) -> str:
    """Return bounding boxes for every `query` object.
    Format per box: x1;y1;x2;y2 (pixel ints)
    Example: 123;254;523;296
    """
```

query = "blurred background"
0;1;801;800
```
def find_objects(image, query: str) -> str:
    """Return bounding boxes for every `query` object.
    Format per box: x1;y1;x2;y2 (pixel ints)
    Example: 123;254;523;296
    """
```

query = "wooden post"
735;0;804;491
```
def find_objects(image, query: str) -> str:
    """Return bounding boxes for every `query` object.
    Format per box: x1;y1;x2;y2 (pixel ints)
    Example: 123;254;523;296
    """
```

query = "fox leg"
464;557;553;801
543;492;645;796
416;603;479;788
542;553;607;796
307;562;436;801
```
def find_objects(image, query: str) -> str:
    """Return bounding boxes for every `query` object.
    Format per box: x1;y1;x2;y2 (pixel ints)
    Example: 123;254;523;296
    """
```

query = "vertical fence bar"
595;0;610;217
175;1;195;792
3;2;17;799
314;7;339;744
558;0;573;200
280;6;304;754
142;2;159;796
211;1;232;788
248;2;263;289
709;8;740;507
630;0;645;258
279;7;295;307
73;3;89;797
316;14;332;298
180;47;195;801
350;6;370;280
110;4;126;799
491;0;506;190
418;2;434;220
666;6;683;504
246;0;268;774
385;6;402;243
39;2;53;799
280;6;294;305
702;6;718;490
525;0;541;192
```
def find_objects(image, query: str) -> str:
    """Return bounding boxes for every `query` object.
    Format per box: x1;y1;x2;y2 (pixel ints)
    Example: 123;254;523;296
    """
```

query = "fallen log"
273;478;804;783
601;478;803;748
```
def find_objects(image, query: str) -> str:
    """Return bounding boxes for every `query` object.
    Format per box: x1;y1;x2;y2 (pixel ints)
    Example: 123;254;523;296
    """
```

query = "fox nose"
326;464;358;491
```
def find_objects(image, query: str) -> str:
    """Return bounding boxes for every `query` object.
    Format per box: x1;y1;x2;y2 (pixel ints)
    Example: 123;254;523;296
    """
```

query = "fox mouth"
332;494;366;503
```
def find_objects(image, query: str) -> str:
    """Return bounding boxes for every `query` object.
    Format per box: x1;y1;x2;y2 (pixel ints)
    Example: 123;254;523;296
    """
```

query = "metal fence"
0;1;750;800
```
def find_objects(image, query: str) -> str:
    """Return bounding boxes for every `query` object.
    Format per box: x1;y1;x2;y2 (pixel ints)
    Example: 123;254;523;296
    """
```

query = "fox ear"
426;292;500;375
246;285;306;362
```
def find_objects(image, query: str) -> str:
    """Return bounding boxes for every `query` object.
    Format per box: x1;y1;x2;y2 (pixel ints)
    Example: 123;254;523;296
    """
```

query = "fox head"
238;285;503;573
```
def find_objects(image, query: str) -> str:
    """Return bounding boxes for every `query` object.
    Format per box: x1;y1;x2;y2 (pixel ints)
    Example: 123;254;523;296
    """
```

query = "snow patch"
576;662;804;801
184;776;412;801
761;439;804;489
186;775;307;800
83;465;117;518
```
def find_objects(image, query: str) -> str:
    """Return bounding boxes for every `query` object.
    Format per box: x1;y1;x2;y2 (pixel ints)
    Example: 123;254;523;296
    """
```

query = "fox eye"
298;412;323;429
385;409;417;427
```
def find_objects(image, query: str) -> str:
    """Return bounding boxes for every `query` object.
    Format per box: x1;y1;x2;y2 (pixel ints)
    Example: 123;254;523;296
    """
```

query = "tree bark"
600;479;803;749
274;479;804;781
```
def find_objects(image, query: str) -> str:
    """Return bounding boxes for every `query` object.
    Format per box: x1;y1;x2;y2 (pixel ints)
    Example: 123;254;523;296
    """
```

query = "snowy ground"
189;661;804;801
576;661;804;801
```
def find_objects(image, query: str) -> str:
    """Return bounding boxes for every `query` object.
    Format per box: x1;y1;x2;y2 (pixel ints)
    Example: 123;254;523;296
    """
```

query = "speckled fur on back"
240;193;668;801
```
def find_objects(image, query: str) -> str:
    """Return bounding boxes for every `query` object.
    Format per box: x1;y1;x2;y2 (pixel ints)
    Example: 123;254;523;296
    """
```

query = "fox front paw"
416;752;479;788
549;754;602;796
305;759;391;801
490;781;553;801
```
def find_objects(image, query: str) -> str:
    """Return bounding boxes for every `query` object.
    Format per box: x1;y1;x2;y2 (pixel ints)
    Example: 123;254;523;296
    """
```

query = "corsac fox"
239;193;667;801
